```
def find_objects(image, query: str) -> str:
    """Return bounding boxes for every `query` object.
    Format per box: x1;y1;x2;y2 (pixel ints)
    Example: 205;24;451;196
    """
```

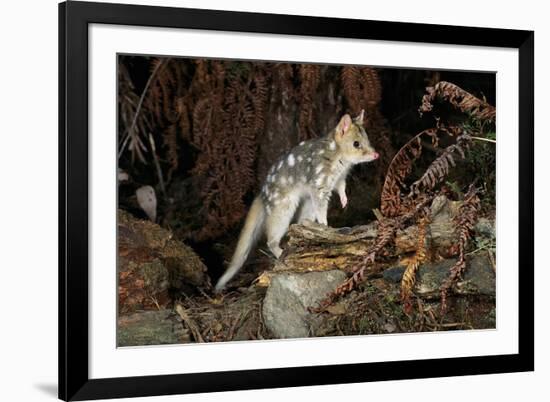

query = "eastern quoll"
215;110;379;291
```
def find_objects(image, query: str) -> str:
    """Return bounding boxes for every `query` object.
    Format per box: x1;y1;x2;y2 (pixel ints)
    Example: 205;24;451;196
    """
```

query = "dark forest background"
117;56;495;281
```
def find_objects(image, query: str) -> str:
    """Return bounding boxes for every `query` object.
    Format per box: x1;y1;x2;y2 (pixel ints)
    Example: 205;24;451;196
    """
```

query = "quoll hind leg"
296;197;315;224
265;202;296;258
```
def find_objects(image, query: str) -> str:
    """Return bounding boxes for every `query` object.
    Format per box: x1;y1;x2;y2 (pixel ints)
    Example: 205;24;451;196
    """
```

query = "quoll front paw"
339;193;348;208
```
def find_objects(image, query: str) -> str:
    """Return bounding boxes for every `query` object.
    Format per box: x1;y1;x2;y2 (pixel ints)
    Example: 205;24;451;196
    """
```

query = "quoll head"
333;110;379;164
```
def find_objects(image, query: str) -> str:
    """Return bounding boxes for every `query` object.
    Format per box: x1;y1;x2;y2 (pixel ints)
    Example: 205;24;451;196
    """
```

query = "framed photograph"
59;1;534;400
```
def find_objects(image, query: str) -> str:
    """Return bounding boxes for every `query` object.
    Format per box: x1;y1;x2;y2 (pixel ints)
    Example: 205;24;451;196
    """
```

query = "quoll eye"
353;141;361;149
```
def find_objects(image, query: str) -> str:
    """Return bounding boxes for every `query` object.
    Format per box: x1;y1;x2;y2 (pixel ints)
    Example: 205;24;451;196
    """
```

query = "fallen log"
257;195;492;286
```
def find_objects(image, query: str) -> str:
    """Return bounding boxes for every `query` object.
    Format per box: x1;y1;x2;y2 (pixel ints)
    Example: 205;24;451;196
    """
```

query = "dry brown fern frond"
341;66;382;114
409;132;472;196
298;64;321;140
190;97;214;152
276;63;295;84
311;217;398;312
361;67;383;109
311;192;435;313
162;123;179;183
400;215;431;312
175;94;192;144
419;81;496;122
341;66;362;113
251;69;269;133
119;56;196;172
147;58;194;178
341;66;393;183
379;122;468;217
439;184;481;311
189;62;268;240
118;63;141;134
119;58;270;241
380;127;441;217
118;60;161;163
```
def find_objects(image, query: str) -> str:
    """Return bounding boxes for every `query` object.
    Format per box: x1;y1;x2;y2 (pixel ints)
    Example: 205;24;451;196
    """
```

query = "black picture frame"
59;1;534;400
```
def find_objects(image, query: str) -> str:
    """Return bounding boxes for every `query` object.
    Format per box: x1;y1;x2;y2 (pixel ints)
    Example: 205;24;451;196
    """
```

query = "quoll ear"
353;109;365;125
335;114;352;139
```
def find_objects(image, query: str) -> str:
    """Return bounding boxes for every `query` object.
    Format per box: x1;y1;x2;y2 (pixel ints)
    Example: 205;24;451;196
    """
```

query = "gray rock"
383;266;406;283
475;217;496;239
383;253;495;298
262;270;347;339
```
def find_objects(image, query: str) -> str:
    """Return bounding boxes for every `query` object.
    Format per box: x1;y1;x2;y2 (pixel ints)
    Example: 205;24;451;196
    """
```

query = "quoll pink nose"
372;152;379;160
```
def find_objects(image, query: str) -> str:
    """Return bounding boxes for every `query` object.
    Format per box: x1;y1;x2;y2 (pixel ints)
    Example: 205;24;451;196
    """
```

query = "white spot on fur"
307;157;312;162
280;176;287;186
268;174;275;183
318;149;325;155
315;174;325;187
301;176;307;183
299;141;305;146
315;164;323;174
287;154;295;166
288;176;294;184
266;205;271;215
277;160;283;170
297;155;303;162
272;191;280;200
329;141;336;150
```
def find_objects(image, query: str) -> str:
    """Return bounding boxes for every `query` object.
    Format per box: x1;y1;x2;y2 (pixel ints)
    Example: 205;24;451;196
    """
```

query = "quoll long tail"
215;197;265;291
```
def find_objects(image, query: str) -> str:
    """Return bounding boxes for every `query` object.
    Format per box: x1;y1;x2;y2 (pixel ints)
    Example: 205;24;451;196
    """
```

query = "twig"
148;133;166;196
118;58;167;158
470;136;496;144
149;295;161;311
465;244;494;256
228;309;252;341
258;248;279;262
372;208;384;222
487;249;496;273
175;303;204;343
197;287;216;303
426;322;467;330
